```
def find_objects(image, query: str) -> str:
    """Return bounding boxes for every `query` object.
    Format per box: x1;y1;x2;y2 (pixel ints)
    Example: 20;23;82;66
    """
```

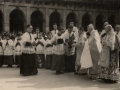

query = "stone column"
63;8;66;29
45;7;49;32
3;2;9;32
78;9;81;28
93;10;96;27
26;6;31;25
22;0;26;3
117;11;120;24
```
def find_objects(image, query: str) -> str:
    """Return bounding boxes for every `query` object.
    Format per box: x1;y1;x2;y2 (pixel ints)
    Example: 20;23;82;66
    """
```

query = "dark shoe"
23;73;29;76
80;73;87;75
17;65;20;68
56;71;59;75
31;72;37;75
59;71;63;74
74;72;79;75
9;65;12;68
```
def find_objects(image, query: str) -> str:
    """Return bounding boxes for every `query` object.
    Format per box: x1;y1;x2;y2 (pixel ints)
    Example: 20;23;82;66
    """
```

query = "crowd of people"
0;20;119;83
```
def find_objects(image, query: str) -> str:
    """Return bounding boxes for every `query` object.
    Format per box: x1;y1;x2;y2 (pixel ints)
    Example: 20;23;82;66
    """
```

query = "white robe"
22;32;35;54
0;40;4;55
50;34;65;55
14;38;22;55
45;39;53;55
80;40;93;69
35;38;46;54
3;39;14;56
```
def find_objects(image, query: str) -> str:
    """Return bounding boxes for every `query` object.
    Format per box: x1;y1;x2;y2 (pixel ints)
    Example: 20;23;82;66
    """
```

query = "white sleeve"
22;33;26;43
50;35;56;44
42;39;46;46
31;34;35;42
35;39;38;44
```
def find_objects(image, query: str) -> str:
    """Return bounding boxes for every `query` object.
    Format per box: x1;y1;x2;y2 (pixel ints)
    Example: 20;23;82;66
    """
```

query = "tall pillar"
63;9;66;29
3;2;9;32
26;6;30;25
78;9;81;28
45;7;49;32
93;10;96;27
118;10;120;24
22;0;26;3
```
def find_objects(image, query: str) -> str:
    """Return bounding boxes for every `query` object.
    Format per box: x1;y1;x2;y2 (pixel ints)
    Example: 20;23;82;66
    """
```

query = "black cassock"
20;32;38;76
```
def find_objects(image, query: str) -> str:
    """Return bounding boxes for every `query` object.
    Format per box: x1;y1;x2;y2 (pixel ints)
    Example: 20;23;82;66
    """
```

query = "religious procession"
0;20;119;83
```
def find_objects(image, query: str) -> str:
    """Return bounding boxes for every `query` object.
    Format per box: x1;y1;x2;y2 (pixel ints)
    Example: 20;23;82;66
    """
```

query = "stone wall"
0;1;119;32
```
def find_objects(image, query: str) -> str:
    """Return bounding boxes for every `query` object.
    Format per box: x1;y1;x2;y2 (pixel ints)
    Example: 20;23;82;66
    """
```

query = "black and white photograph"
0;0;120;90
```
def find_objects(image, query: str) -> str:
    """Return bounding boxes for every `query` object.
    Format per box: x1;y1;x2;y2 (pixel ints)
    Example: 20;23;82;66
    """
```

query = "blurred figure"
69;20;79;38
115;25;120;69
48;27;65;75
99;25;119;82
64;25;77;72
100;22;109;38
14;33;22;68
33;27;40;40
45;32;53;69
51;23;58;36
87;24;102;79
35;33;46;68
0;34;4;67
20;25;38;76
3;33;14;67
74;27;88;75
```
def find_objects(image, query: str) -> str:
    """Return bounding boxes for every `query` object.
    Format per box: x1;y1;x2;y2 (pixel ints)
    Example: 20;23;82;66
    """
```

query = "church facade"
0;0;120;33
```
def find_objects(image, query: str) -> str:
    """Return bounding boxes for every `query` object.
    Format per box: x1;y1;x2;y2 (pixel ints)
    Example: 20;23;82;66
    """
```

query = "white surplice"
80;40;93;69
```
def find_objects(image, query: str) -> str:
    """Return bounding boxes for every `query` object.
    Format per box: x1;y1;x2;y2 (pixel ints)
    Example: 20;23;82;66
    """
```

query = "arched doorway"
108;15;116;29
10;9;26;33
96;14;105;32
66;12;77;28
49;11;61;31
0;11;3;33
82;13;93;31
31;10;44;32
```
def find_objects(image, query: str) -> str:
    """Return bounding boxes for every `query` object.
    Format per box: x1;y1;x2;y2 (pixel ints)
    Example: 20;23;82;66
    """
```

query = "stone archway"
0;10;3;33
82;13;93;31
10;9;26;33
96;14;105;32
31;10;44;32
49;11;62;31
108;15;116;29
66;12;77;28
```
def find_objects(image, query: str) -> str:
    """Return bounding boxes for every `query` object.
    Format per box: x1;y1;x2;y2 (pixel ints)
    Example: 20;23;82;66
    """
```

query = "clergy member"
20;25;38;76
87;24;102;79
51;23;59;36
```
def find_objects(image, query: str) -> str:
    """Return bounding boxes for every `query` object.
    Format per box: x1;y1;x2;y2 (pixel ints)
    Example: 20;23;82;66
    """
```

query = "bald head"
103;22;109;29
104;22;109;26
116;25;120;32
105;24;113;33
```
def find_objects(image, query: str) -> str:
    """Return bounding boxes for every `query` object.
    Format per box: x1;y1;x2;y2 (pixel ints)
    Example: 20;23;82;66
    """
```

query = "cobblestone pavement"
0;66;119;90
